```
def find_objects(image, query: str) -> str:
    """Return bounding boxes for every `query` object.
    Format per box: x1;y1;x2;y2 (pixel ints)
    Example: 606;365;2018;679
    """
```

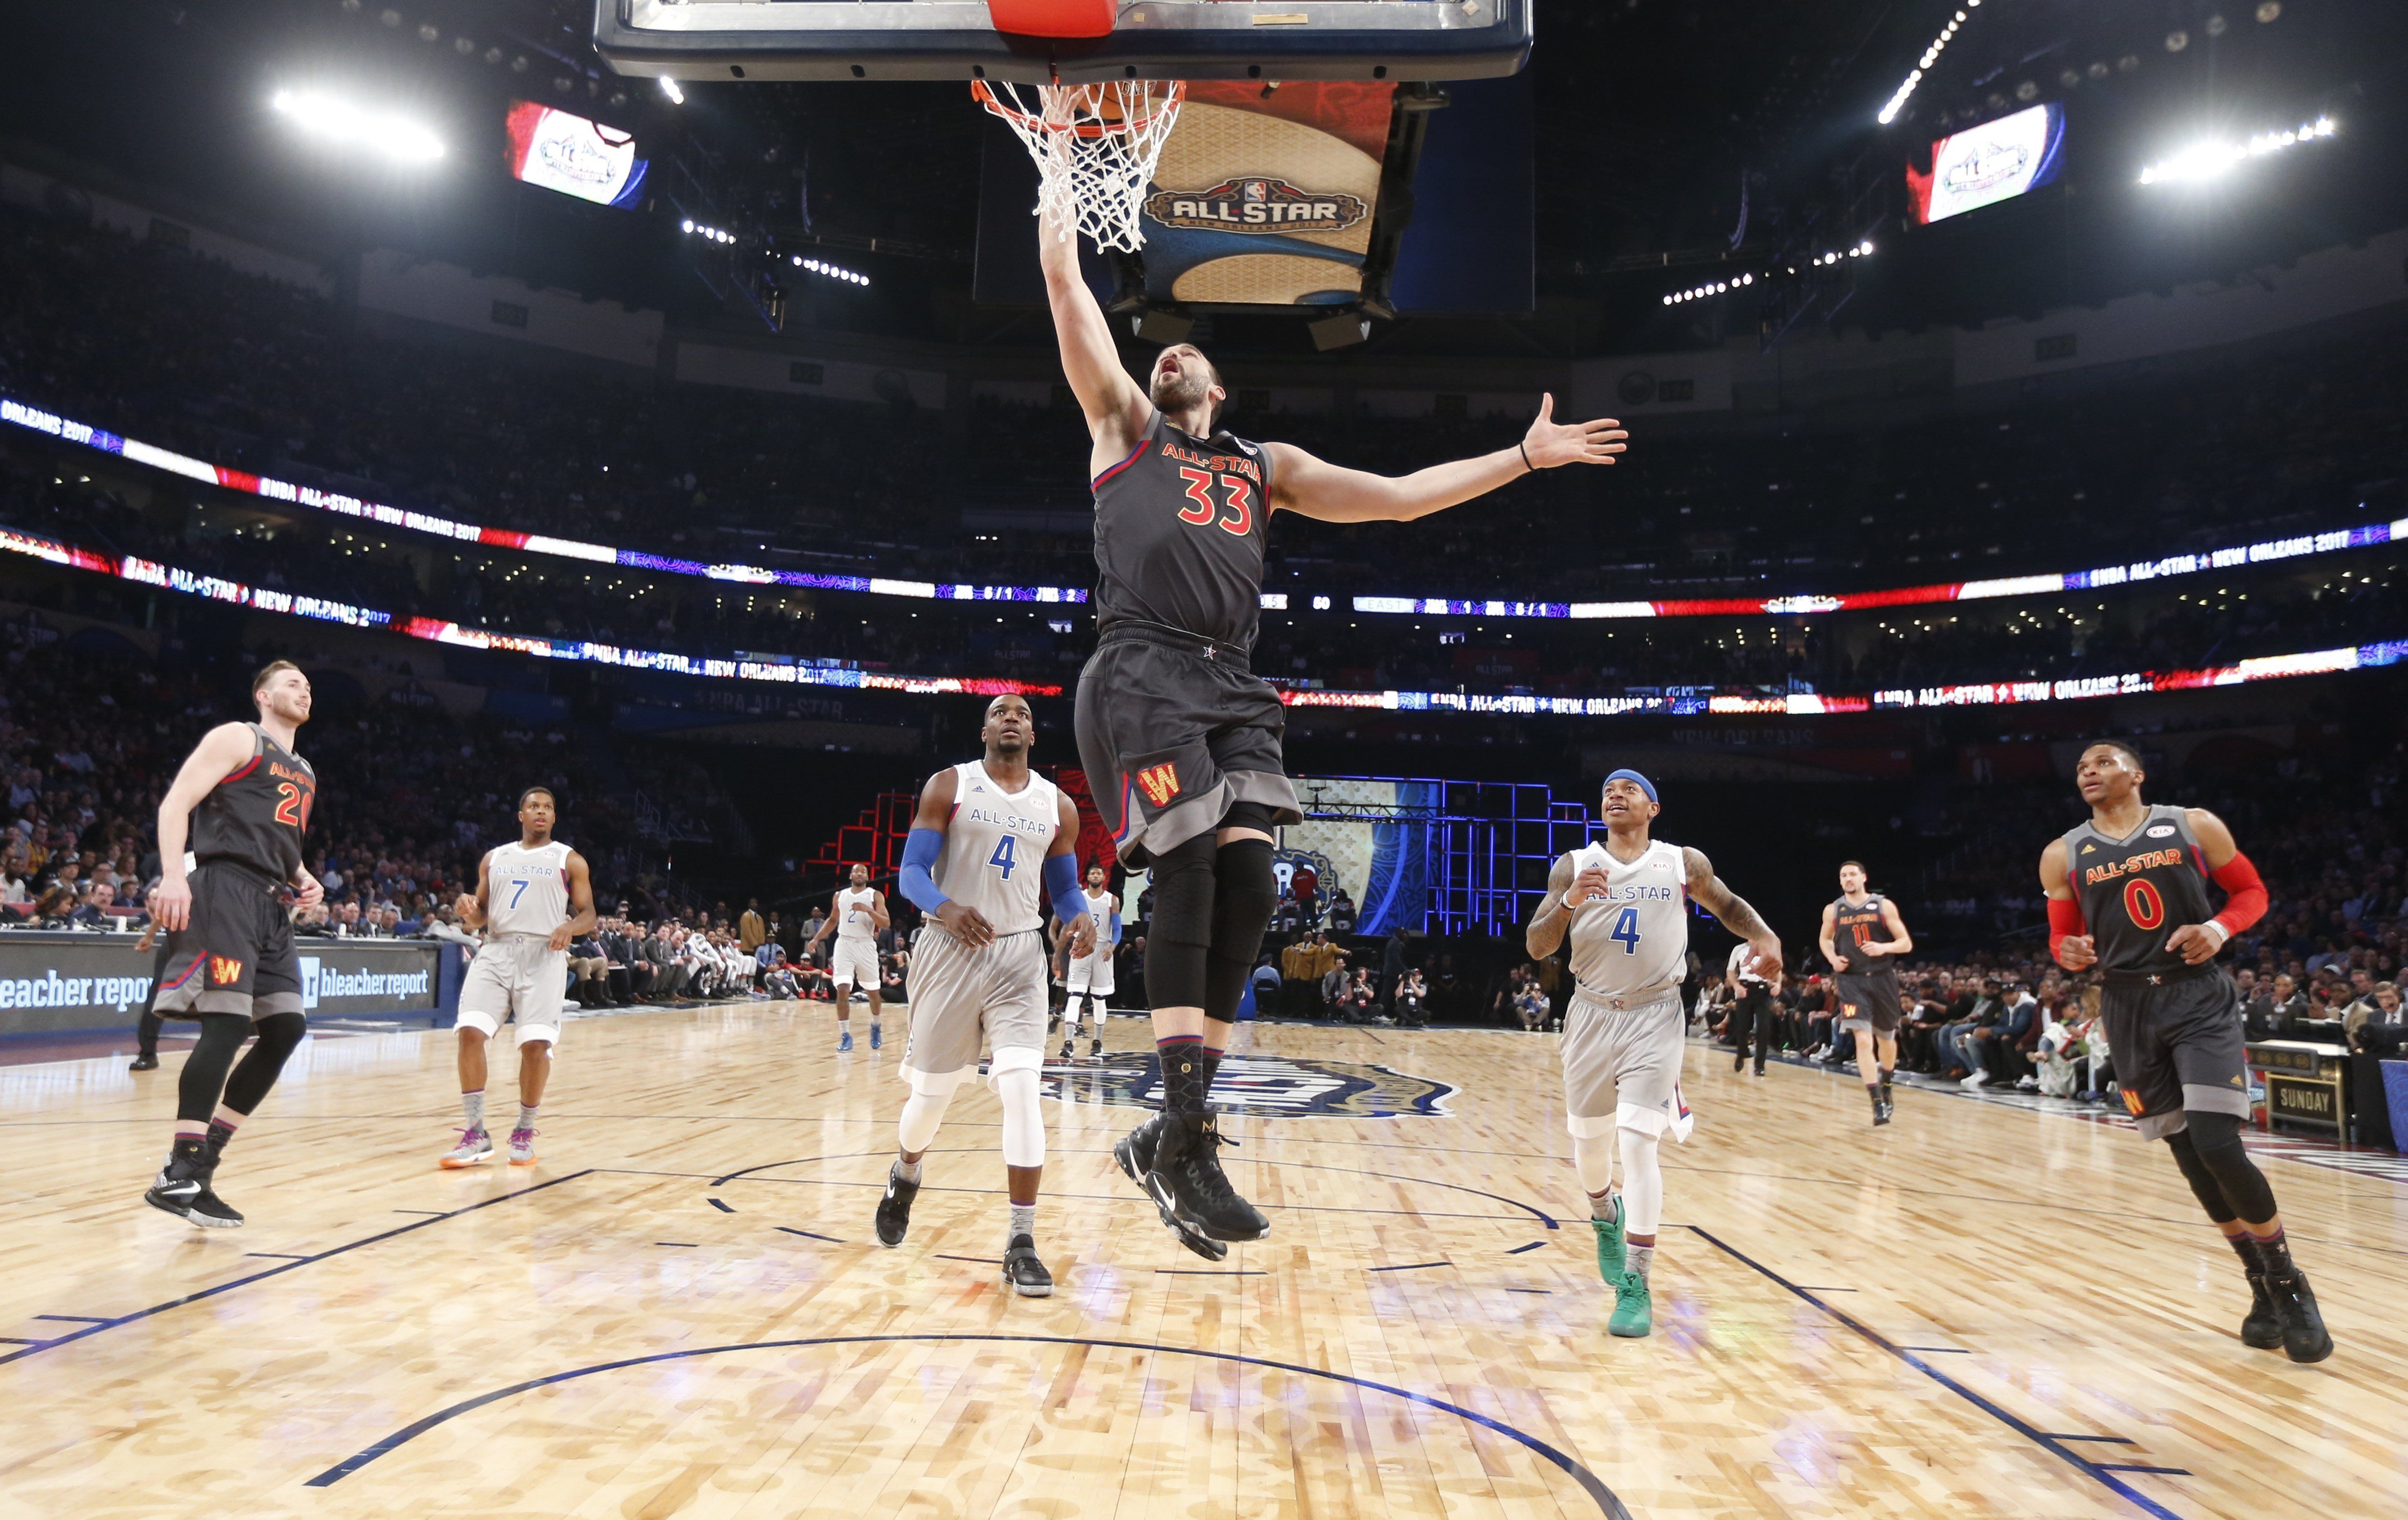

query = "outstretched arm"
1265;393;1626;524
1038;203;1149;456
1684;847;1782;981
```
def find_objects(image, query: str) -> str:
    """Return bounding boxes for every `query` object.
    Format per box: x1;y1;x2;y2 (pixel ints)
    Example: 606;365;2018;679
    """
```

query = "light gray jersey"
935;761;1061;938
1566;838;1689;1001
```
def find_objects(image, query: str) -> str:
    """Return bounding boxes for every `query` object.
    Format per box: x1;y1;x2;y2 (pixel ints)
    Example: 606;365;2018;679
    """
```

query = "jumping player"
876;694;1095;1296
140;661;323;1228
2042;740;2331;1362
440;787;596;1169
1526;769;1781;1338
1039;200;1631;1251
808;863;889;1052
1060;863;1120;1063
1819;862;1914;1125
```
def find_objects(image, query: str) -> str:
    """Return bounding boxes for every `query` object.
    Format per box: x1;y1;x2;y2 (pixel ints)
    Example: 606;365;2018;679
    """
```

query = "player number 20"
1175;467;1255;538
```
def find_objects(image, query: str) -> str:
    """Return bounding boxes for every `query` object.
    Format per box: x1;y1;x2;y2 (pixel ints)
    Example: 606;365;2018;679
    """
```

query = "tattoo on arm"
1526;854;1575;960
1685;847;1771;942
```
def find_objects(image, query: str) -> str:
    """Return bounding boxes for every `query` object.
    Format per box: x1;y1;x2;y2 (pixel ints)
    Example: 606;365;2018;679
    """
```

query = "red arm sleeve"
2210;851;2268;940
2047;896;2086;965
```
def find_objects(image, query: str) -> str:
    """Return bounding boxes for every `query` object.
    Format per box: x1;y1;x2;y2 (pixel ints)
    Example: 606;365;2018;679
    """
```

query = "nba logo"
1243;180;1268;204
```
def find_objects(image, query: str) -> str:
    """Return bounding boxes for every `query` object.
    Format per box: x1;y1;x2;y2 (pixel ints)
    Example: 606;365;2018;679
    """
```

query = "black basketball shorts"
2101;965;2249;1141
153;862;301;1021
1834;973;1904;1035
1075;626;1302;867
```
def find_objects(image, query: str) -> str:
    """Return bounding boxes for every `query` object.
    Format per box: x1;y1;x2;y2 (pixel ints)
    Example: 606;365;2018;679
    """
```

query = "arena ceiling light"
1879;1;1981;127
681;219;736;244
2139;115;2337;185
790;255;869;287
269;89;444;164
657;75;684;105
1663;272;1755;305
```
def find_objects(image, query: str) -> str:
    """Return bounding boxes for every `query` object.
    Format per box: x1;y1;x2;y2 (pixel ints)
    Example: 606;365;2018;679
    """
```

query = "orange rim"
971;79;1187;139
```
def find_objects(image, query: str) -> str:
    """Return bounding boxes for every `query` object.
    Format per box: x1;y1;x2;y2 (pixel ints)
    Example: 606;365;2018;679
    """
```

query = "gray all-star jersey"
1091;409;1278;653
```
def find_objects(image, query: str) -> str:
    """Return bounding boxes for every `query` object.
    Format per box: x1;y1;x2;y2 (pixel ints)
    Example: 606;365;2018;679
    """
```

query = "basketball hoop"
974;79;1186;253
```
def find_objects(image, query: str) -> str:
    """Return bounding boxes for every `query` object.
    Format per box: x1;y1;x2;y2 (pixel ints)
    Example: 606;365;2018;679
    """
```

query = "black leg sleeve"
2180;1109;2279;1224
1145;829;1218;1011
221;1011;308;1118
1204;838;1277;1023
174;1014;253;1125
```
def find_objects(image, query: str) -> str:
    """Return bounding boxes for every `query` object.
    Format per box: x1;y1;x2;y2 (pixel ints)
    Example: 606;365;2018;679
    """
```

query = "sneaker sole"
439;1152;494;1169
1005;1272;1055;1298
145;1188;241;1228
509;1155;537;1167
1113;1133;1148;1185
1608;1320;1652;1338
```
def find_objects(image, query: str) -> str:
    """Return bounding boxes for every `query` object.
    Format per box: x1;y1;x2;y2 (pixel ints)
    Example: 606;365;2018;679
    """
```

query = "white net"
976;80;1187;253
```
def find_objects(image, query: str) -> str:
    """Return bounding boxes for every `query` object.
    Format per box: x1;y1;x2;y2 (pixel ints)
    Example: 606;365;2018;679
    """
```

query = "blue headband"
1605;768;1658;805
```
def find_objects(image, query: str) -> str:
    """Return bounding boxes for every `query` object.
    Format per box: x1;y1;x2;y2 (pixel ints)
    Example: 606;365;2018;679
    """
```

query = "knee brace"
1616;1125;1664;1236
221;1011;307;1117
175;1014;253;1125
2178;1109;2276;1224
993;1061;1046;1169
1204;838;1277;1023
1145;829;1217;1011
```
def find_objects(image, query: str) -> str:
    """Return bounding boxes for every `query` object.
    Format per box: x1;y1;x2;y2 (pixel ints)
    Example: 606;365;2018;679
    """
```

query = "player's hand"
1829;953;1851;973
1567;866;1612;914
1745;934;1784;983
291;871;324;914
454;892;483;926
152;875;193;933
936;900;996;948
2055;934;2097;972
1065;912;1096;961
1521;393;1629;469
2164;923;2225;966
547;924;575;953
1858;941;1886;958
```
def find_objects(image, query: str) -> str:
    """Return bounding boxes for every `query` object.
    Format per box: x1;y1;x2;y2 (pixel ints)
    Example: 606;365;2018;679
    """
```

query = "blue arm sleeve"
899;828;948;912
1109;911;1123;946
1043;852;1088;929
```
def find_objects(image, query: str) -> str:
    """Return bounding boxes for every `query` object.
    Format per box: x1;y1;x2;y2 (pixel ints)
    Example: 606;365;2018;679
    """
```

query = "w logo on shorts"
209;955;246;986
2120;1087;2148;1117
1841;1001;1859;1018
1134;762;1182;808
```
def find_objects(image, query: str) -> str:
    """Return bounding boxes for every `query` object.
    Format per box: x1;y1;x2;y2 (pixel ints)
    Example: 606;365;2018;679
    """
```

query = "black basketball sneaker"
1001;1234;1054;1298
1116;1112;1226;1261
143;1136;243;1228
874;1164;920;1248
1146;1109;1269;1244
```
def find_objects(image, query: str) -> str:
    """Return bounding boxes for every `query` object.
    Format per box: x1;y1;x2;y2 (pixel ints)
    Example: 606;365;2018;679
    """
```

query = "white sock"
461;1090;486;1131
516;1103;538;1130
1008;1201;1036;1241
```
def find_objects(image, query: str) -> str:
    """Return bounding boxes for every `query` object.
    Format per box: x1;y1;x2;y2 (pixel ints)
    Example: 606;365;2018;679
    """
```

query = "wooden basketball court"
0;1003;2398;1518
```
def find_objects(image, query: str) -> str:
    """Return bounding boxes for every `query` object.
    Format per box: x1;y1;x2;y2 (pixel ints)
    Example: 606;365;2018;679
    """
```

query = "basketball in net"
974;80;1186;254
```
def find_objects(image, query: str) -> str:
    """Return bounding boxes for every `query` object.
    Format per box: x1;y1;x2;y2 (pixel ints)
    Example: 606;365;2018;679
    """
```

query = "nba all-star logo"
1036;1051;1456;1118
1144;177;1370;235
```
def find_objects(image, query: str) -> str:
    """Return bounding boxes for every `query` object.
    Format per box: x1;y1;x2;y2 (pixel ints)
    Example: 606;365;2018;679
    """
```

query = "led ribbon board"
0;523;2396;715
7;394;2398;621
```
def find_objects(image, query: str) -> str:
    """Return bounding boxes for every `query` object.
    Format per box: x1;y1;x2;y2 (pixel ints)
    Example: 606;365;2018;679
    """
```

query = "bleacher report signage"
0;932;442;1035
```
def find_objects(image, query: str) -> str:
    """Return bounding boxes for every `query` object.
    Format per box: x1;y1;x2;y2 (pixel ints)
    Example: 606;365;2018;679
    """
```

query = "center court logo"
1037;1051;1456;1118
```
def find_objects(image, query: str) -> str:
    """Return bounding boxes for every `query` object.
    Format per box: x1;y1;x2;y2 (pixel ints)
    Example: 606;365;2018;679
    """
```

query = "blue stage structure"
1277;776;1597;940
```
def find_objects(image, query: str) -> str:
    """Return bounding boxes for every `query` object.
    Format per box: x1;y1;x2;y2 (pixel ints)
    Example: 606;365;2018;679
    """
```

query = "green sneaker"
1590;1197;1625;1281
1608;1269;1653;1338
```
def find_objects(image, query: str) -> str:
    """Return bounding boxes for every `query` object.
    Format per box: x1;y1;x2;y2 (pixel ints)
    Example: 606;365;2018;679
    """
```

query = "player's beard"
1150;368;1211;418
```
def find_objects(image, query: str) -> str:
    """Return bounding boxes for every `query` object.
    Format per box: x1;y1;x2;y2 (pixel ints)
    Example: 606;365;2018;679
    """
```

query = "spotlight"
270;89;444;163
2138;115;2337;184
658;75;684;105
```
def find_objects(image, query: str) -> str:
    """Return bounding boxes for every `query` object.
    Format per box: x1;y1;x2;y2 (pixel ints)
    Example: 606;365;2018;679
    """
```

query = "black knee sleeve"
1204;838;1277;1023
2162;1128;2238;1223
1146;830;1217;1010
2180;1109;2277;1224
175;1014;253;1124
222;1012;308;1118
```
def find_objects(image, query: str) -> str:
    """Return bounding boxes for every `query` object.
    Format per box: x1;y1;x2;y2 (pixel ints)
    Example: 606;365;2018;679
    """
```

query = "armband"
899;828;948;913
2046;896;2086;965
1042;852;1088;930
2209;851;2268;943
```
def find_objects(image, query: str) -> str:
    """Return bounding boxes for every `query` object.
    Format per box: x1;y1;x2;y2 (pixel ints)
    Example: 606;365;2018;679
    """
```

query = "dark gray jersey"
1091;409;1276;652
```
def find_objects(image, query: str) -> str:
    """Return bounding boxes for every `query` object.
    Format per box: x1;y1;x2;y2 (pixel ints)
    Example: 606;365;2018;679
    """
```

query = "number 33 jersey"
1565;839;1690;1000
936;761;1062;937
